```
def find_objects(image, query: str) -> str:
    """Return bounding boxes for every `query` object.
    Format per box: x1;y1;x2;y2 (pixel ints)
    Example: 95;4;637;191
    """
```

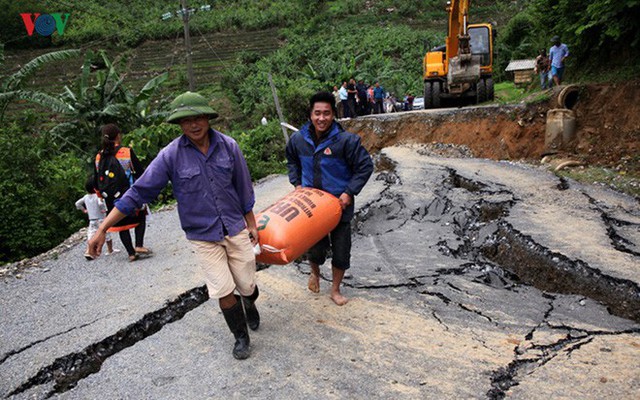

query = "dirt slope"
343;80;640;172
573;80;640;170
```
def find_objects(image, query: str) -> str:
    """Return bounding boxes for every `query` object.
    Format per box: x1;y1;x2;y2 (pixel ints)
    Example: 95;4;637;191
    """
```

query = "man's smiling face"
310;101;334;136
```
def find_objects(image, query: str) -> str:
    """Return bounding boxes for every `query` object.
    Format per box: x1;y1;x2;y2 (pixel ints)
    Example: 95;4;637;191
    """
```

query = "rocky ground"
1;142;638;399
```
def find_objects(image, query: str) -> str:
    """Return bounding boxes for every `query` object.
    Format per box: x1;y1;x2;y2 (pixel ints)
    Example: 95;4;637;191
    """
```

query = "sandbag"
255;188;342;265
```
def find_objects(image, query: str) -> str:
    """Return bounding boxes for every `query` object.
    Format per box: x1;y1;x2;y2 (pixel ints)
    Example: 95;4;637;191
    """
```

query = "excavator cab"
468;24;492;71
467;23;494;102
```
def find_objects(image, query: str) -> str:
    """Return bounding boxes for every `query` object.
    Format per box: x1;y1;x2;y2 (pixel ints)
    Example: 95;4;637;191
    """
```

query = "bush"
0;124;85;263
229;121;288;181
122;123;182;205
122;123;181;164
494;12;537;81
221;23;440;127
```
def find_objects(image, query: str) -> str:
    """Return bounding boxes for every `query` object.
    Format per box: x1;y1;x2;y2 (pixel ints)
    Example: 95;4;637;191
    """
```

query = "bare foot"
330;291;348;306
308;273;320;293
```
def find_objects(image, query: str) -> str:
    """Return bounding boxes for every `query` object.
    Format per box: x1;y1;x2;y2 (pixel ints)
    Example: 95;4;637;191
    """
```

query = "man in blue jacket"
373;81;385;114
286;91;374;305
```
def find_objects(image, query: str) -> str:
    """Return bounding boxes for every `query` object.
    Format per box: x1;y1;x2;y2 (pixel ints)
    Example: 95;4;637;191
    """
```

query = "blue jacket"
286;121;373;221
373;86;385;100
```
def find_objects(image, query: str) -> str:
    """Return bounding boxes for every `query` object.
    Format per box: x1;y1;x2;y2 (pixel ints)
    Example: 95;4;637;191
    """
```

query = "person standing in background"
95;124;150;262
76;177;118;260
534;49;551;89
332;85;343;119
356;79;368;116
339;81;350;118
347;78;358;118
373;81;385;114
549;35;569;86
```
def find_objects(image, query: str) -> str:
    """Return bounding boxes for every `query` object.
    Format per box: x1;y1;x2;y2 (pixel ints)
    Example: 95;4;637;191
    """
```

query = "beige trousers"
190;229;256;299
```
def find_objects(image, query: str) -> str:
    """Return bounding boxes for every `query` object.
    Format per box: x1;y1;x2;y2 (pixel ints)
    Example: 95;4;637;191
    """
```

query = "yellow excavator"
423;0;494;108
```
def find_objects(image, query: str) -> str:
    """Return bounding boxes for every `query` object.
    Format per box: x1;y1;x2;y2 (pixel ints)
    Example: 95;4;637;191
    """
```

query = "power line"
192;25;231;71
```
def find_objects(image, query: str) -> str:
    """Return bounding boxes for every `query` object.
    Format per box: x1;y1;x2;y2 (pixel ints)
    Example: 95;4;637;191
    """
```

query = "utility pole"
268;73;289;143
179;0;195;91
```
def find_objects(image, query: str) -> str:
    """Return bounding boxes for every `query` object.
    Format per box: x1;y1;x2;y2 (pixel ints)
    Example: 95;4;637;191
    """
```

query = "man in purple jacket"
88;91;260;360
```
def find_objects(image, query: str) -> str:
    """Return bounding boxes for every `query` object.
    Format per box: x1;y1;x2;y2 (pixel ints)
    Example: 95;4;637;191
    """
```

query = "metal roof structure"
505;59;536;72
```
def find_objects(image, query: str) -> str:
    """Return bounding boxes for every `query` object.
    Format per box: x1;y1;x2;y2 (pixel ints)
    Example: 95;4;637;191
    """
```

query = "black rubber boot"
241;286;260;331
221;300;251;360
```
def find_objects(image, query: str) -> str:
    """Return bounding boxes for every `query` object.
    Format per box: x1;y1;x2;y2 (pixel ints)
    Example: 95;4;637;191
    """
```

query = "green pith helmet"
166;91;218;123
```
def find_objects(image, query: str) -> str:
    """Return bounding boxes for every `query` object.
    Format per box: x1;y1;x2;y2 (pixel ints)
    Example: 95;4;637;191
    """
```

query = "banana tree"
0;45;82;121
21;49;168;155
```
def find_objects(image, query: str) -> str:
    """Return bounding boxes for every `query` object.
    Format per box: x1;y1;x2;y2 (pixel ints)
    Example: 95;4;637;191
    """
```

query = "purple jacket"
115;129;255;242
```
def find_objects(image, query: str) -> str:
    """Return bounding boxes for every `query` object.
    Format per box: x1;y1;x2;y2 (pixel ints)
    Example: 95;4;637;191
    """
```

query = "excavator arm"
446;0;470;66
446;0;480;87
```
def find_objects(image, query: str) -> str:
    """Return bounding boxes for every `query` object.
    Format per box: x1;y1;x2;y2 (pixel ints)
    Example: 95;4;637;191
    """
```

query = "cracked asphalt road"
1;145;639;399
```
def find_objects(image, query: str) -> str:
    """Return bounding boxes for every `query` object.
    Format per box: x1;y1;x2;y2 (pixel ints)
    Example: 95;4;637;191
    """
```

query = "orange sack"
255;188;342;265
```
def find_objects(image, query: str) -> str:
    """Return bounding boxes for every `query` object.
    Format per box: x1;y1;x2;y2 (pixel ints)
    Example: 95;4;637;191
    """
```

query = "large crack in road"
2;145;638;399
292;148;640;398
5;286;208;398
351;154;639;321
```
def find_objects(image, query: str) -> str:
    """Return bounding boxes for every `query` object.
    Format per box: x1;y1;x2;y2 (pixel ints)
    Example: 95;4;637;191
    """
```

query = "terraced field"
2;28;281;106
127;28;281;91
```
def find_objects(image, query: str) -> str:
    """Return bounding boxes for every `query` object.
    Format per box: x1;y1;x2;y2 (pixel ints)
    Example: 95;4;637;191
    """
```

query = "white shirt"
339;86;348;101
75;193;106;220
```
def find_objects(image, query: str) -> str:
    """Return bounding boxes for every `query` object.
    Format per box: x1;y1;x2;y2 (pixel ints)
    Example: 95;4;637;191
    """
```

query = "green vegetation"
493;81;527;104
493;81;553;105
496;0;640;82
222;24;438;127
228;121;288;181
0;123;85;261
557;167;640;198
41;50;169;154
0;47;81;121
0;47;171;263
0;0;638;263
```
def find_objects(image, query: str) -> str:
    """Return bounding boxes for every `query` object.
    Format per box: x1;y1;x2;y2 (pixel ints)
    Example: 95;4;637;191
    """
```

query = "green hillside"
0;0;639;263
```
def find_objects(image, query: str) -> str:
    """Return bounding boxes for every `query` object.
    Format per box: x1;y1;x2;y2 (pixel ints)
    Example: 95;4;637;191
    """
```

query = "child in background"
76;178;118;260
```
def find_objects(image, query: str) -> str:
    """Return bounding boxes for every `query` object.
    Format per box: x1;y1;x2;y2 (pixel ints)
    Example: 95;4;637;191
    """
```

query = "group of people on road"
85;90;374;361
76;124;151;262
534;35;570;89
332;78;391;118
75;33;570;364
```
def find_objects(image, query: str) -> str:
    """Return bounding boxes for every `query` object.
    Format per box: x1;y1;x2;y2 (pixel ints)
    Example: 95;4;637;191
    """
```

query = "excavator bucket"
448;54;481;84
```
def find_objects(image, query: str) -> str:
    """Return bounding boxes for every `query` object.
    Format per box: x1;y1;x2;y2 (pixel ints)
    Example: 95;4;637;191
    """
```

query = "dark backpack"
95;147;130;204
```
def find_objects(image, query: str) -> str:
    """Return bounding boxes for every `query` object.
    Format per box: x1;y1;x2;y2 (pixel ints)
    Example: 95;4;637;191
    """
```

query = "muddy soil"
342;80;640;174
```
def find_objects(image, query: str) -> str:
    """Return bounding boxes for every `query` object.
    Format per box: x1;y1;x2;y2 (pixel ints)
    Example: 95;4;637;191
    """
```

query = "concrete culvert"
553;84;580;110
545;109;577;151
